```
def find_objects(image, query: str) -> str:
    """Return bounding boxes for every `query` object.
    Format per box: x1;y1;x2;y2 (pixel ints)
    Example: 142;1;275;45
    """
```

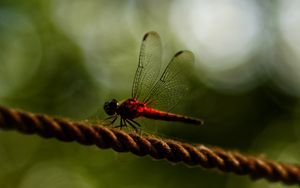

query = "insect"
103;31;203;131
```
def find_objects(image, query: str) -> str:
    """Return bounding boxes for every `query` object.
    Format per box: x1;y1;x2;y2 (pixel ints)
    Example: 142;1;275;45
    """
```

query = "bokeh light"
171;0;263;92
276;0;300;97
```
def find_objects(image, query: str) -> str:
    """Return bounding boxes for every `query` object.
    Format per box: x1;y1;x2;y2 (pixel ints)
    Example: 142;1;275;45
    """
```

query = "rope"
0;105;299;185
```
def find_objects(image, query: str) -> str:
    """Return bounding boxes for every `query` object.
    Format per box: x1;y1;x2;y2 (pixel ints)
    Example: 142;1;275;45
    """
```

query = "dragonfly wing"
132;31;162;100
144;50;195;111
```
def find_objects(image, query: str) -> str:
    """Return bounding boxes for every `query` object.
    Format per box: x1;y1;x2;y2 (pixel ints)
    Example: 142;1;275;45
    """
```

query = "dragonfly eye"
103;99;118;115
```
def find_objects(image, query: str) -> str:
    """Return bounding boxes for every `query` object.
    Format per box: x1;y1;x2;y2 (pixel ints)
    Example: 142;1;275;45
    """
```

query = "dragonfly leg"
104;116;115;121
128;119;141;127
123;118;127;129
104;115;117;126
126;119;138;132
110;116;118;124
120;118;124;129
113;118;124;129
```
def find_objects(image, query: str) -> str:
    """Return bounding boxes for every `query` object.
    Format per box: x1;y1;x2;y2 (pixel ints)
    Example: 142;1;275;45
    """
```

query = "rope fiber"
0;105;299;185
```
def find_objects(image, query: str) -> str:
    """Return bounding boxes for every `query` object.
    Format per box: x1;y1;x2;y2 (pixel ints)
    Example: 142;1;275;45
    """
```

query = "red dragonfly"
103;31;203;130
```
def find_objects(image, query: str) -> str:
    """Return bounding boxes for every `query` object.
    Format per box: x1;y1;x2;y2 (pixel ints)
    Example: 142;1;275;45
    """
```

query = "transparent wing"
143;50;195;111
132;31;162;100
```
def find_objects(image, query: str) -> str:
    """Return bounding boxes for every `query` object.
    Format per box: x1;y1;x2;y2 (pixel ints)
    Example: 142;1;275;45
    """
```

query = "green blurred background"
1;0;300;187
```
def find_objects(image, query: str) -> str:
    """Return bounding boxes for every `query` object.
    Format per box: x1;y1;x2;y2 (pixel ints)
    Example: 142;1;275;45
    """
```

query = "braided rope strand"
0;105;299;185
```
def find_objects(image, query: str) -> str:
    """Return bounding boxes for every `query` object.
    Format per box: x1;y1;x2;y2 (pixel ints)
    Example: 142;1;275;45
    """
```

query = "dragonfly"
103;31;203;131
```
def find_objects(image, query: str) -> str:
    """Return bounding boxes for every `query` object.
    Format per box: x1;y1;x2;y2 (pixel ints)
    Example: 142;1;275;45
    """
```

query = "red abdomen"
142;108;203;125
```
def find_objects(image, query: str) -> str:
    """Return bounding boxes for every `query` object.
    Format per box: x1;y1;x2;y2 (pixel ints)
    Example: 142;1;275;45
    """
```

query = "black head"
103;99;118;115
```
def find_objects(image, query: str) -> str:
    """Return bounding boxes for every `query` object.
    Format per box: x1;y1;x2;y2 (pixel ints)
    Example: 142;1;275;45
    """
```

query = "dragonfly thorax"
117;98;145;119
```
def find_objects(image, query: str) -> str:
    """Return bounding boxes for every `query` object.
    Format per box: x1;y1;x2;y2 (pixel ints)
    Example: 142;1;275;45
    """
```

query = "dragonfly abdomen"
142;108;203;125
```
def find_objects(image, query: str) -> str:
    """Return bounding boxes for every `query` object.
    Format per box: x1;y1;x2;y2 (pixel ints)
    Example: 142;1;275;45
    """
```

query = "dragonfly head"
103;99;118;115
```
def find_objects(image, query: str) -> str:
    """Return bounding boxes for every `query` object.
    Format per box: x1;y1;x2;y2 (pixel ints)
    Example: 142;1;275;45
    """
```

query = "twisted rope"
0;105;299;185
